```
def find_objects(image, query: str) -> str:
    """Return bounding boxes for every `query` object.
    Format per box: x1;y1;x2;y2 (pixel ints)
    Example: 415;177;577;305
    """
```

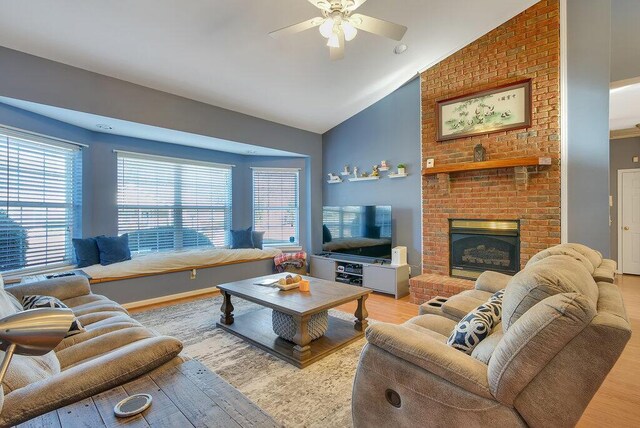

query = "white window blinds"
0;127;83;272
252;168;299;246
117;152;233;251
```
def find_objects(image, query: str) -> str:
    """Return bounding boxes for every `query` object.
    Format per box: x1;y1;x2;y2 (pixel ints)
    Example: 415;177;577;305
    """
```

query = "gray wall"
566;0;612;256
611;0;640;82
609;137;640;262
0;46;323;253
0;102;309;246
322;78;422;273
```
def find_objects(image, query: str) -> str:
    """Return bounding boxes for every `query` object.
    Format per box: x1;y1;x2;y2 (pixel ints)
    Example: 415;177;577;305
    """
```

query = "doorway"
618;169;640;274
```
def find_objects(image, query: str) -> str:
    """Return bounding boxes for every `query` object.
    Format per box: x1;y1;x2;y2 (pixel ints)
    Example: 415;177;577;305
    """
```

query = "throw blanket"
274;251;307;273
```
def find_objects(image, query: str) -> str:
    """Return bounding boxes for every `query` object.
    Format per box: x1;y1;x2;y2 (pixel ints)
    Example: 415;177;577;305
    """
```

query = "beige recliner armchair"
352;252;631;427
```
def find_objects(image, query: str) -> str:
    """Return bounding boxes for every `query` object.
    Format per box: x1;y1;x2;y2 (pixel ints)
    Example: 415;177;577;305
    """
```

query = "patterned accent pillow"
21;295;85;337
447;289;505;354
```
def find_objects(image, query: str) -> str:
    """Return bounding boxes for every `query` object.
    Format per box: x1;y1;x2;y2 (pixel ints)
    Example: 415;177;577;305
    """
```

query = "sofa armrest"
0;335;182;426
475;271;511;293
6;275;91;302
366;323;492;399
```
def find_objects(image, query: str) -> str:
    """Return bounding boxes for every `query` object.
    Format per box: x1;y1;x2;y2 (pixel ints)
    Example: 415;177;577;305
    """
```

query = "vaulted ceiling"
0;0;536;133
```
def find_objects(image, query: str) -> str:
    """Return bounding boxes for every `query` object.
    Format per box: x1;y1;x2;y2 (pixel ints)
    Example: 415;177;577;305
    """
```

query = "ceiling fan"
269;0;408;60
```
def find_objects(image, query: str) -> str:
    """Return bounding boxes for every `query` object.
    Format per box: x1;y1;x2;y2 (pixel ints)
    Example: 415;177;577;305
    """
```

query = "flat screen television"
322;205;392;259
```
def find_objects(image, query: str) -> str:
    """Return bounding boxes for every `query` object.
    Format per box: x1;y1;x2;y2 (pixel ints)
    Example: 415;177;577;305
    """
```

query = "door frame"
617;168;640;273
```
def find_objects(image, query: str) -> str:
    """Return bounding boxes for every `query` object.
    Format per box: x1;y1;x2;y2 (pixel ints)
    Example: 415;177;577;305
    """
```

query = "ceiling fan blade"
345;0;368;11
330;31;345;61
269;17;324;39
349;14;407;41
308;0;331;11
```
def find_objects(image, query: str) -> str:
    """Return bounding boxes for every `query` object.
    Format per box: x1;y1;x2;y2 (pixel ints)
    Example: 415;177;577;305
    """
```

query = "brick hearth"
412;0;561;305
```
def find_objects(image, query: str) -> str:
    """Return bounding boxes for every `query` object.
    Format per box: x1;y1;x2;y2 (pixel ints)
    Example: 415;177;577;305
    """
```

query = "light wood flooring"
130;276;640;427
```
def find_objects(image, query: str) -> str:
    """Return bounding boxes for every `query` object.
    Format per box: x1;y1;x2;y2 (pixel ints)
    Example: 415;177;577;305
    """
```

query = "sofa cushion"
21;295;85;337
96;234;132;266
72;236;101;268
442;290;491;320
471;323;504;364
251;230;266;250
556;243;602;270
526;246;595;273
447;290;504;354
1;352;61;395
230;227;254;249
406;314;458;337
502;255;598;331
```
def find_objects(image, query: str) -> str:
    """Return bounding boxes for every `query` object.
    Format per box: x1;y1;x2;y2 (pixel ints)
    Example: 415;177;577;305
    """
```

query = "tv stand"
310;254;409;299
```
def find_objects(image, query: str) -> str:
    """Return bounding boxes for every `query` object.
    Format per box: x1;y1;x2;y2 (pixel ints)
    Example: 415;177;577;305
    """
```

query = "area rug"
133;296;373;427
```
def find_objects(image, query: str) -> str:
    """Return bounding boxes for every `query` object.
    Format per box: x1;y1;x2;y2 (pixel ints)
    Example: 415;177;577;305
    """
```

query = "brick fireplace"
410;0;561;305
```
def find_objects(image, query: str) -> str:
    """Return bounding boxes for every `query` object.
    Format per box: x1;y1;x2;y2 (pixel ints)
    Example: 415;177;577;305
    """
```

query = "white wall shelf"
388;173;408;179
327;179;342;184
348;176;380;182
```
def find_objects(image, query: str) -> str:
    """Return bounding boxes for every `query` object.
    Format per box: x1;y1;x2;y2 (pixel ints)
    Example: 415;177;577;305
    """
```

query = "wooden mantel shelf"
422;156;552;176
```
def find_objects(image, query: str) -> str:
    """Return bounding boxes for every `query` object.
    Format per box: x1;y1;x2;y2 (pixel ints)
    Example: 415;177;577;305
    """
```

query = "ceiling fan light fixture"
327;32;341;48
341;21;358;41
319;18;334;38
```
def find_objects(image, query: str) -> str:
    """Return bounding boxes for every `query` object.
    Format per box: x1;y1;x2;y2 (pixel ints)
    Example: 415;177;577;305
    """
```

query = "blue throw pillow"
231;227;254;249
252;230;265;250
96;234;132;266
447;289;505;354
72;237;101;268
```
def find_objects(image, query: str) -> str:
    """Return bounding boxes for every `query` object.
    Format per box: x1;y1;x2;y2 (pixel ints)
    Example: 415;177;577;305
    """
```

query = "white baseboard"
122;286;220;311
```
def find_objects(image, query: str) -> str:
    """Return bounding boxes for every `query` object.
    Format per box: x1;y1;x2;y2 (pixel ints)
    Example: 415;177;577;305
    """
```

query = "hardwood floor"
130;277;640;427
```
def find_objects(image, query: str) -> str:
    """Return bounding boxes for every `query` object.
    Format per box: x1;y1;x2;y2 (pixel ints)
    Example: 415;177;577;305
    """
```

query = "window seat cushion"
81;247;282;282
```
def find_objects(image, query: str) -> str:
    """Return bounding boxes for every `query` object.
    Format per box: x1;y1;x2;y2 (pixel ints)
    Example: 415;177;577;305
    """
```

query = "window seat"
82;247;282;283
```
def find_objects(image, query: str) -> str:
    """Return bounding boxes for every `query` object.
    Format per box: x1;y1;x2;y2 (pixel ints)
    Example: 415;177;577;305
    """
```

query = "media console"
309;253;410;299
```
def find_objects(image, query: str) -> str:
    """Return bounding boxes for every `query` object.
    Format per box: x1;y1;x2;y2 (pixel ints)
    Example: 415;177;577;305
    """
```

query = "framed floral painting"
436;79;532;142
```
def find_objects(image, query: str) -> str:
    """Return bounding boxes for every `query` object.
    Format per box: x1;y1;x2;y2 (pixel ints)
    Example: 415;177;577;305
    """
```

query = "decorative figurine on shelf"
371;165;380;177
361;171;369;177
380;160;389;169
397;164;406;175
474;144;486;162
327;173;340;182
353;167;359;178
342;164;350;176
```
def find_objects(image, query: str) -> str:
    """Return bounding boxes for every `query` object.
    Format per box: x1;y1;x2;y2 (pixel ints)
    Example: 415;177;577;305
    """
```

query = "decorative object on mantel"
437;79;532;142
327;173;342;184
422;156;551;176
397;164;407;175
473;144;486;162
426;158;435;168
341;165;350;176
379;160;390;171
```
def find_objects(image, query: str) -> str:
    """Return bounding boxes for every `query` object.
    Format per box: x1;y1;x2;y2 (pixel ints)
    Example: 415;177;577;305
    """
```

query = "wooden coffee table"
216;274;372;368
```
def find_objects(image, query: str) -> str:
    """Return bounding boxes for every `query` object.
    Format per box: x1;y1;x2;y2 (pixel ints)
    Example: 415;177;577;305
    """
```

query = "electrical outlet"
633;156;639;163
190;269;197;280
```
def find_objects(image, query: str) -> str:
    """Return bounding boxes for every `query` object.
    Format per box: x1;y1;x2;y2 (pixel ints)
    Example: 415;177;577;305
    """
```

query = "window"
252;168;300;246
0;127;82;273
117;151;232;252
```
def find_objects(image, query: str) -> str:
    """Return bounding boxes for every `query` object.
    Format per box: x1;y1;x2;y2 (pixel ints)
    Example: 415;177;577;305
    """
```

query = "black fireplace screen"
449;219;520;280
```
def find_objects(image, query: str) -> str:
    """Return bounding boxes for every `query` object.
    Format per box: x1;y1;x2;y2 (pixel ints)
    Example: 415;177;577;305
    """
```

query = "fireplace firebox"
449;219;520;280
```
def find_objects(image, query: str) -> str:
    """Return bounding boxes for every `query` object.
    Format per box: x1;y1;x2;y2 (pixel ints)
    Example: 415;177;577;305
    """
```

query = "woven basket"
272;310;329;342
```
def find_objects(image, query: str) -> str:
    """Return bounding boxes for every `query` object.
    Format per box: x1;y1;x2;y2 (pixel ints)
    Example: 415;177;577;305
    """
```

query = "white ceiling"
0;0;536;134
0;96;303;157
610;81;640;131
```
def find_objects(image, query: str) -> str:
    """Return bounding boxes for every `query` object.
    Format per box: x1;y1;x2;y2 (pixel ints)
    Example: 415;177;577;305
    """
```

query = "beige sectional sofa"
352;244;631;427
419;243;618;321
0;275;184;426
